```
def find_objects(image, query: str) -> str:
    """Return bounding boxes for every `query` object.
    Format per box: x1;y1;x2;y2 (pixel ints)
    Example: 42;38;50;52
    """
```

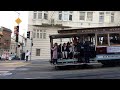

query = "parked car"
9;54;20;60
9;54;16;60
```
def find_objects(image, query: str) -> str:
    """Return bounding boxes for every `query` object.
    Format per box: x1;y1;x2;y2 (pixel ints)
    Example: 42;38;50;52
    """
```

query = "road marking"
24;77;35;79
16;68;29;71
0;71;12;76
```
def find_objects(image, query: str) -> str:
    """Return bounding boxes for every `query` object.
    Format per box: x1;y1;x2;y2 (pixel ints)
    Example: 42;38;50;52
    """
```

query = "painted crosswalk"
0;61;30;77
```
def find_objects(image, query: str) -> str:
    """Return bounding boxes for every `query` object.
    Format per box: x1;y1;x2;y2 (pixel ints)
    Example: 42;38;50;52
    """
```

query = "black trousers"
68;52;73;59
84;54;90;63
78;53;83;63
26;56;28;61
53;59;57;64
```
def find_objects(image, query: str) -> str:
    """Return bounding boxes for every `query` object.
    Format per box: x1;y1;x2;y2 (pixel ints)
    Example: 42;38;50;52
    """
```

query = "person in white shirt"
25;50;30;61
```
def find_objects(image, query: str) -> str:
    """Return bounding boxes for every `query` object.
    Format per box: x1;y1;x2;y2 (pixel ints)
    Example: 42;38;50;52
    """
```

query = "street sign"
15;18;22;24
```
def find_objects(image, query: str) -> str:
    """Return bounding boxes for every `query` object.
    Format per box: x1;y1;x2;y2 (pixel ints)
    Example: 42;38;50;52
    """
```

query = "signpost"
15;17;22;58
15;18;22;25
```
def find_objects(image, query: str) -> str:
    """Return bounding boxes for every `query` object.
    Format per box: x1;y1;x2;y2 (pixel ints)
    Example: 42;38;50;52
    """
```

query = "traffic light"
18;45;20;48
16;35;18;42
32;43;33;46
14;26;19;35
14;26;19;42
27;31;30;39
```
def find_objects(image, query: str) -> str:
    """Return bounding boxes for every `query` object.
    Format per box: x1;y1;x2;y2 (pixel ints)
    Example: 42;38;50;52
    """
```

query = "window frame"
33;29;36;38
38;11;42;19
44;11;48;20
86;12;93;21
69;11;73;21
33;11;37;19
58;11;72;21
79;12;85;21
37;30;39;38
111;12;114;23
99;12;104;23
36;49;40;56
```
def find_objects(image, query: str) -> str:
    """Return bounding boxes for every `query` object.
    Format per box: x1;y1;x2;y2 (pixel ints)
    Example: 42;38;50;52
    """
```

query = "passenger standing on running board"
25;50;30;62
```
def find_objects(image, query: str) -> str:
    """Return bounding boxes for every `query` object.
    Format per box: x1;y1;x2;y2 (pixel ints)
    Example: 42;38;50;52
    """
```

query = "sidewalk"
0;60;26;63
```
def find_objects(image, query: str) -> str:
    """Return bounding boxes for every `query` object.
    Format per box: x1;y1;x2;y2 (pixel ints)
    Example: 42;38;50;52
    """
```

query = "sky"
0;11;28;37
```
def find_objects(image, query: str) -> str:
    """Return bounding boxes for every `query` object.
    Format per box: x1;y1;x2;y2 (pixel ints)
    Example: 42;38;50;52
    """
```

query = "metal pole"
22;34;24;51
15;26;19;58
30;38;33;61
30;31;33;61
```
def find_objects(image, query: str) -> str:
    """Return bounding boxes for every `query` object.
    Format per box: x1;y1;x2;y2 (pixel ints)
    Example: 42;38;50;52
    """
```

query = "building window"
106;12;110;15
99;12;104;23
36;49;40;56
33;29;36;38
34;29;46;39
58;11;71;21
33;11;48;20
38;11;42;19
80;12;85;20
40;30;42;39
69;11;73;21
37;30;39;38
43;30;46;39
33;11;37;19
63;11;68;21
58;11;62;20
111;12;114;22
44;11;48;20
87;12;93;21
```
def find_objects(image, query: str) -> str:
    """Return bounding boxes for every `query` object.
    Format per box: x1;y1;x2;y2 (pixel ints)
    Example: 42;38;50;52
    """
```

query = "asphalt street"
1;60;120;79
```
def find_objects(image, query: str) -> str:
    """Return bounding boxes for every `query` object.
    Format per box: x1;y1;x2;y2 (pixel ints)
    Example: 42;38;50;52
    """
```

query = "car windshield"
10;55;15;57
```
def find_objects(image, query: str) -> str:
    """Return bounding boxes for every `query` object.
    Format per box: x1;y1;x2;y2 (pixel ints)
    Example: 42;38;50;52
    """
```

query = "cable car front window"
97;34;108;46
110;33;120;45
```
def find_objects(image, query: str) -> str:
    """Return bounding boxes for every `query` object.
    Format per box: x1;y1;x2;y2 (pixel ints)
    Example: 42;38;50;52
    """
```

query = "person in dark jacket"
76;40;84;63
57;44;62;59
83;41;91;63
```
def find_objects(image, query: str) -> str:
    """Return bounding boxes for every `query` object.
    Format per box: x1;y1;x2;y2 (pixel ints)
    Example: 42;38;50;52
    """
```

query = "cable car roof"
50;26;120;39
58;26;120;34
49;33;94;39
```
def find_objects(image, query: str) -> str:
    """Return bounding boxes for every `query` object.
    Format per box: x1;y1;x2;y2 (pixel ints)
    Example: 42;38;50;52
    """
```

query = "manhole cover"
0;73;12;76
16;68;29;71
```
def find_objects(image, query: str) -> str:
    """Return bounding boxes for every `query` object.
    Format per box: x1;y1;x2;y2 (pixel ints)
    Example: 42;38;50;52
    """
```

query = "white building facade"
27;11;120;60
